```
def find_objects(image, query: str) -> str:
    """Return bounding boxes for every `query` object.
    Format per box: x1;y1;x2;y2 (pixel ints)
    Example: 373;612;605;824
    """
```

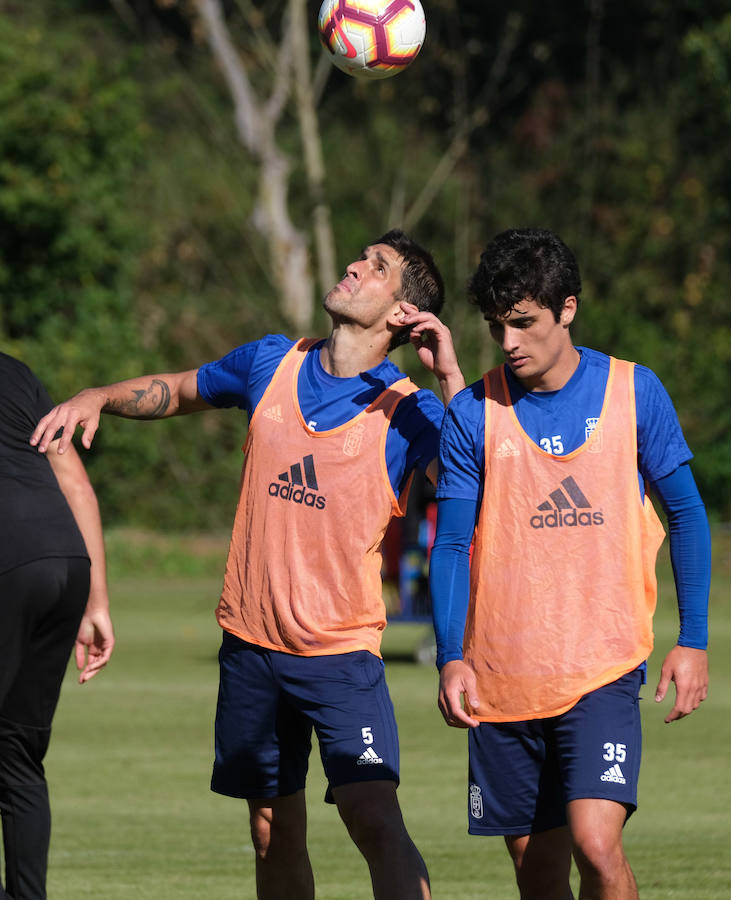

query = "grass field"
43;529;731;898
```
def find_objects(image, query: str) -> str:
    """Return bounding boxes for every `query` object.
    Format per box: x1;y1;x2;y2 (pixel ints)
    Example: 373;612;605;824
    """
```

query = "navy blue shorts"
467;669;643;836
211;631;400;801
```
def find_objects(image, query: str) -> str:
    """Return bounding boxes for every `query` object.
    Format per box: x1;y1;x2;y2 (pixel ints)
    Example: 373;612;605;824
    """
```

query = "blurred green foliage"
1;0;729;524
0;12;144;375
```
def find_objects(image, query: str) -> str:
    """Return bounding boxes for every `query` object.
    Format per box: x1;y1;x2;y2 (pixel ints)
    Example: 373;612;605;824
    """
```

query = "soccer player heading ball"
33;229;464;899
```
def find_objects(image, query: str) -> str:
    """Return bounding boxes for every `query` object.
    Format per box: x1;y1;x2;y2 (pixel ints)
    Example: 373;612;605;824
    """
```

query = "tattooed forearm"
104;379;172;419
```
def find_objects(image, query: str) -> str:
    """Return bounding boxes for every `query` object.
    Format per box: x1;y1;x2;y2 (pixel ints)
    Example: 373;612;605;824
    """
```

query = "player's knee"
346;811;396;855
505;834;529;871
505;832;572;899
572;829;626;883
336;784;406;856
511;856;570;899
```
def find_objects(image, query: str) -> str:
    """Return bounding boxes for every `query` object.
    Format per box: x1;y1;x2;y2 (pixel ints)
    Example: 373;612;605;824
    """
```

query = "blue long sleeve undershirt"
429;462;710;670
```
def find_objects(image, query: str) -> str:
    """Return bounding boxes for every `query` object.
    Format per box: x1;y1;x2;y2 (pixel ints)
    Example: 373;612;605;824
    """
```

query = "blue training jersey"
197;334;444;496
437;346;692;503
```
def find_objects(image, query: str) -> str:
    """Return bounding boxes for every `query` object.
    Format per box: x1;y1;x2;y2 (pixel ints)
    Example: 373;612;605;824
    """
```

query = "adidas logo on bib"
495;437;520;458
530;476;604;529
262;404;284;423
268;454;326;509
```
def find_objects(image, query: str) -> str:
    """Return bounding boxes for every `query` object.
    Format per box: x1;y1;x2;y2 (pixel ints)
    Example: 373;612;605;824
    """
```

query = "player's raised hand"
655;645;708;723
30;388;107;454
438;659;481;729
399;302;465;404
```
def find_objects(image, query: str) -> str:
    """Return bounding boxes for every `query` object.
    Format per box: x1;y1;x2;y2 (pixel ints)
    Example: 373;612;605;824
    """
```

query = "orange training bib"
465;358;665;721
216;339;419;657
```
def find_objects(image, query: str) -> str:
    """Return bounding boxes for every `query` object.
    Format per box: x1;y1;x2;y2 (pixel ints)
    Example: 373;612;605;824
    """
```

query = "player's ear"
560;296;578;327
385;300;406;328
385;301;412;350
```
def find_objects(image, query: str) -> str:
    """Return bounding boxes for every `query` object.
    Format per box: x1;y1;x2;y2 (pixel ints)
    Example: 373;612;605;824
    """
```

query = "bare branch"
404;12;523;230
289;0;337;297
312;52;335;107
194;0;261;152
194;0;314;329
265;4;295;126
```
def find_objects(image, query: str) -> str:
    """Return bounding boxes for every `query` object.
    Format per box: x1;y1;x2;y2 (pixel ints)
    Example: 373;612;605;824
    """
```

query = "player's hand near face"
438;659;481;729
399;302;465;405
655;645;708;723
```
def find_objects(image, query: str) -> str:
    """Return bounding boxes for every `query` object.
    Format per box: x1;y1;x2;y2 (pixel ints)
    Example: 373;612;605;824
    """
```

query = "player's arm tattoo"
104;379;172;419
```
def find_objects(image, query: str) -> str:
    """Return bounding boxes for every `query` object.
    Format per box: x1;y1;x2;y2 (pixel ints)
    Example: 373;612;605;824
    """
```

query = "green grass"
43;529;731;898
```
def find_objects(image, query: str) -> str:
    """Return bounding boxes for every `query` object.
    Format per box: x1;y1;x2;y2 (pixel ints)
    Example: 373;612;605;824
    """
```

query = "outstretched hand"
399;303;465;405
655;645;708;723
30;388;107;454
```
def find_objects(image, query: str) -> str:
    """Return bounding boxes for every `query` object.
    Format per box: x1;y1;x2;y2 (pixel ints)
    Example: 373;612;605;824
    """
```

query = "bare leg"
333;781;430;900
504;826;575;900
248;791;314;900
568;799;638;900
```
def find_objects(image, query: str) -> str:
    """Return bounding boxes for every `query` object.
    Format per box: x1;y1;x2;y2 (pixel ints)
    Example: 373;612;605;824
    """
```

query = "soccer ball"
317;0;426;81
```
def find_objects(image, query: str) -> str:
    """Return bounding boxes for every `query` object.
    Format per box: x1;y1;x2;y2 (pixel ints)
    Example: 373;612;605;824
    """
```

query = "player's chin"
323;286;348;308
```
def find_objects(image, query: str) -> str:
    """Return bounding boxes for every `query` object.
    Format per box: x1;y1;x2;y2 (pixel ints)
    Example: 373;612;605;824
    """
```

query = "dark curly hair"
468;228;581;322
372;229;445;351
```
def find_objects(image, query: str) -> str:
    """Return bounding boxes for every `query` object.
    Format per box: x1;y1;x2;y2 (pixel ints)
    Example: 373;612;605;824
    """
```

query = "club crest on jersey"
268;454;326;509
585;416;603;453
343;422;366;458
530;476;604;529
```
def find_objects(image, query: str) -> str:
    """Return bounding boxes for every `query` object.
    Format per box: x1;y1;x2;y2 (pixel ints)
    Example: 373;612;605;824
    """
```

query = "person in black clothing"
0;353;114;900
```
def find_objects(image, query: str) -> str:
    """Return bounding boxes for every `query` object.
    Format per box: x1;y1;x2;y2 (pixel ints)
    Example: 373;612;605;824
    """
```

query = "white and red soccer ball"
318;0;426;80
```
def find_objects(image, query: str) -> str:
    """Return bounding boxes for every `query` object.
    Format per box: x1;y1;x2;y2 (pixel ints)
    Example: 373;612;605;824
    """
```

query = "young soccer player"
32;230;465;900
429;227;710;899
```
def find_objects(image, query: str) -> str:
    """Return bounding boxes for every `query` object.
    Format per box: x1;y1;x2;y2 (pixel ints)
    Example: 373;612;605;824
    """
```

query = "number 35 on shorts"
602;741;627;763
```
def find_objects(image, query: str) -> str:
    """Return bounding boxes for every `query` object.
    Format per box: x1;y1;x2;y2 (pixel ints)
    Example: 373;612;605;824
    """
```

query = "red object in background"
382;517;402;582
425;501;437;557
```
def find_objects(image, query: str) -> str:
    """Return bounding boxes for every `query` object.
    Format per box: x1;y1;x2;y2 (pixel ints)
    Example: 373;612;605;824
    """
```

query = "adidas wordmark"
530;475;604;529
357;747;383;766
268;454;326;509
601;764;626;784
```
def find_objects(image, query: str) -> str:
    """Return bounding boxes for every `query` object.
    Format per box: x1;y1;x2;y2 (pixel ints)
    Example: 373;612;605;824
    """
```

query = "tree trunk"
194;0;314;330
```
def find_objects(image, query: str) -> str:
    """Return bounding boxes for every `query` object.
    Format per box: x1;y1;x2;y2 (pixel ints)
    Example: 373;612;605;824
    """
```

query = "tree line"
1;0;728;525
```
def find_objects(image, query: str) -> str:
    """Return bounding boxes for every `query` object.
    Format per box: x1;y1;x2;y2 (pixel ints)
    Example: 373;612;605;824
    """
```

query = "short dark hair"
468;228;581;322
373;229;445;351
